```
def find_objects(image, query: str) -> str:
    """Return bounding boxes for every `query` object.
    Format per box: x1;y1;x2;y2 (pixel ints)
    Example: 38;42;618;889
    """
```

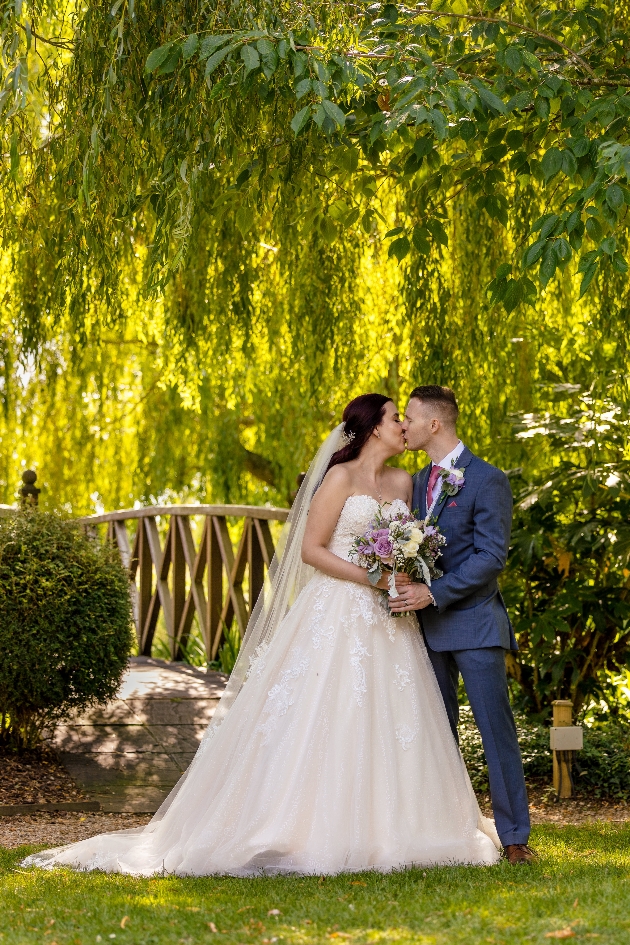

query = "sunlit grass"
2;825;629;944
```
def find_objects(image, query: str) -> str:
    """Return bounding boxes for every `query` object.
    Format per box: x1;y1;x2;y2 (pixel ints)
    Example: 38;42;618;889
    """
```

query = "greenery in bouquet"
350;503;446;614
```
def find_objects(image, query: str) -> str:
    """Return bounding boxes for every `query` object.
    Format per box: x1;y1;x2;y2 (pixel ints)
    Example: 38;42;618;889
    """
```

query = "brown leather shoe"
504;843;537;864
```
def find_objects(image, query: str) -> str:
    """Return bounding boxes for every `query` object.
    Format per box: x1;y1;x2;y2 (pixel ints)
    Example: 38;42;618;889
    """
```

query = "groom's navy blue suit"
412;447;530;847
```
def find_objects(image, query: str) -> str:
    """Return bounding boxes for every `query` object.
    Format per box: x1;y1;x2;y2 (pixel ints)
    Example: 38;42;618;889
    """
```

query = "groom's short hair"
409;385;459;426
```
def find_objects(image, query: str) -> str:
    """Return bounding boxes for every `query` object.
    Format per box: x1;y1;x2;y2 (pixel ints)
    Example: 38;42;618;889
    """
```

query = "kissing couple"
24;385;534;875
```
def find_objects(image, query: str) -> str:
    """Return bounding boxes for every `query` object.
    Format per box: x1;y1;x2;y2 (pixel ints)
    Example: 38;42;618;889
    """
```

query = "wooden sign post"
552;699;574;798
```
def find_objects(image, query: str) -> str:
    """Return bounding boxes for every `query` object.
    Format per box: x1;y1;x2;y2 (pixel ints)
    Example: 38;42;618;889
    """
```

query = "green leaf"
534;96;550;120
532;213;559;239
568;136;590;158
412;226;430;254
606;183;624;211
236;204;255;235
600;236;617;255
384;227;404;239
539;243;557;287
521;49;542;71
389;236;410;262
565;209;581;234
200;35;233;59
585;216;602;242
505;46;523;73
612;252;629;274
457;86;478;113
156;47;181;75
322;99;346;128
241;45;260;77
561;150;577;179
290;104;311;136
507;90;531;112
503;279;524;313
496;263;511;280
470;79;506;114
579;260;598;298
541;147;562;180
256;38;278;78
414;136;433;158
295;78;311;100
428;109;447;140
145;43;173;73
522;238;546;269
181;34;199;61
554;238;571;264
10;132;19;177
205;45;233;79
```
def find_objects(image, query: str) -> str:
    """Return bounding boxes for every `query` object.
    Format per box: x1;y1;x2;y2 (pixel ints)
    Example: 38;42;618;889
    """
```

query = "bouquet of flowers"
350;504;447;615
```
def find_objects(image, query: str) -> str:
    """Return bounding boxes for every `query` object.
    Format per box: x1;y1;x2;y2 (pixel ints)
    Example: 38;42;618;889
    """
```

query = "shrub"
0;509;134;750
459;709;630;799
503;393;630;716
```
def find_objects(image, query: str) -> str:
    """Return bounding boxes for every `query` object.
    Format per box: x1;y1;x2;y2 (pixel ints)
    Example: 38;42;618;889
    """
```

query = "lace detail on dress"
395;723;418;751
246;641;271;680
394;664;411;691
257;650;310;743
349;637;370;707
310;576;336;649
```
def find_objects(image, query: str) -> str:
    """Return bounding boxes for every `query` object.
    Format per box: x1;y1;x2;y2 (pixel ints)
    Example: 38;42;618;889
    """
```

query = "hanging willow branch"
0;0;629;351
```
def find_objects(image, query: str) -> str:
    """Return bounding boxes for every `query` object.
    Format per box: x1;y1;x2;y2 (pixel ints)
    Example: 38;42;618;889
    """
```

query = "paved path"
52;657;226;813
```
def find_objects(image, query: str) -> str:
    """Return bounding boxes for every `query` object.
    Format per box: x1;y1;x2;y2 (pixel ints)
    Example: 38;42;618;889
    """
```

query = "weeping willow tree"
0;0;629;510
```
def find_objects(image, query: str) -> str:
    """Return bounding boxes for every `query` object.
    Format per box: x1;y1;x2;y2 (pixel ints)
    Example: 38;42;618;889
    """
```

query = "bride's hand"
375;572;410;591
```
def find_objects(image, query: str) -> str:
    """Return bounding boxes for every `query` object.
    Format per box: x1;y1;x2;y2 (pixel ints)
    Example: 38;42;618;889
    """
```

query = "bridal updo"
327;394;393;470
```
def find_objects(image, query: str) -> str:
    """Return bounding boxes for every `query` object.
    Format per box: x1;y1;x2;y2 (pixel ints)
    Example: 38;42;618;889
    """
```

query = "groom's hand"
389;582;434;612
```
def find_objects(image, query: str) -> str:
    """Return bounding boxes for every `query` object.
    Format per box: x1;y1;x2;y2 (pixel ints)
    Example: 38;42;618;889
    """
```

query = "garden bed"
0;747;86;807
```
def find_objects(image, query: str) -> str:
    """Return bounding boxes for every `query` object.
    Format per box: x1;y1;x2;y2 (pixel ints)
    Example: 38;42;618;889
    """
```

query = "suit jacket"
412;447;517;652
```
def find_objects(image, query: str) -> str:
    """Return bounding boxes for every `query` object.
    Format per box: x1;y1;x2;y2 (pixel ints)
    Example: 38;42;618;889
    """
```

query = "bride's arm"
301;466;388;588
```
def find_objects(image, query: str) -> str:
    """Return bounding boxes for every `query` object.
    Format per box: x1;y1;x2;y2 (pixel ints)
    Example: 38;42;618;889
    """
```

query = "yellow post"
552;699;574;798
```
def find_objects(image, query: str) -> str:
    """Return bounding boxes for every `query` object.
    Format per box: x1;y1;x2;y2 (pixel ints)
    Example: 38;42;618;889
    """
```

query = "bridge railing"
76;505;289;663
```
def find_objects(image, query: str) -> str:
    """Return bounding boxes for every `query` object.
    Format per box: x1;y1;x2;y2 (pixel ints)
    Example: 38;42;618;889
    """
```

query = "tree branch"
409;6;596;78
17;21;74;51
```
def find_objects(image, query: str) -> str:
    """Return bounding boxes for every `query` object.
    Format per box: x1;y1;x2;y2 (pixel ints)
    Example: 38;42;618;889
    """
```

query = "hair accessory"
341;427;356;444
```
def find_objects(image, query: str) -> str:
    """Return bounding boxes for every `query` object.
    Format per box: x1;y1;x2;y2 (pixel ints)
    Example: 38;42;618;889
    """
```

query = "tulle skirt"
23;573;500;875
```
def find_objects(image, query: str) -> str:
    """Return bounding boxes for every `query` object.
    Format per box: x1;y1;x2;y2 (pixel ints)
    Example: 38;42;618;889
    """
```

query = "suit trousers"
425;641;531;847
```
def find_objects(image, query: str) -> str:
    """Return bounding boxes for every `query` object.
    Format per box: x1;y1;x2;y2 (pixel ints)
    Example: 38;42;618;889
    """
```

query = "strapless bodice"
327;495;410;561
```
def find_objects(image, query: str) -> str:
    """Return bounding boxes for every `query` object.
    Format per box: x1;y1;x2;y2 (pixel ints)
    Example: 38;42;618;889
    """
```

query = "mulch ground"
0;746;87;805
2;749;629;850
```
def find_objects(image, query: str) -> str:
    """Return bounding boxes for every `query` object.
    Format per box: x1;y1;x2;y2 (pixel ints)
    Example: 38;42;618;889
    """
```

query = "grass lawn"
1;825;629;944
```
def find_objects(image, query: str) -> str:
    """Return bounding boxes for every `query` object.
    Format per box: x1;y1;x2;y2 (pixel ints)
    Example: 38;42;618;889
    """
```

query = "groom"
391;385;534;865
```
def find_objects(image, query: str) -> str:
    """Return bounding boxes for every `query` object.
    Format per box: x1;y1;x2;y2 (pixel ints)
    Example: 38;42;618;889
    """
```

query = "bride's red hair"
327;394;393;471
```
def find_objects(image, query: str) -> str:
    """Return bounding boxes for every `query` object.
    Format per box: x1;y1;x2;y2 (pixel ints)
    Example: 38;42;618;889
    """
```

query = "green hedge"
0;510;134;750
459;708;630;799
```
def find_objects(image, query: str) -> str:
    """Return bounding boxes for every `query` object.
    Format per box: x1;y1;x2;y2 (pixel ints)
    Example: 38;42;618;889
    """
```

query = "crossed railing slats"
78;505;288;662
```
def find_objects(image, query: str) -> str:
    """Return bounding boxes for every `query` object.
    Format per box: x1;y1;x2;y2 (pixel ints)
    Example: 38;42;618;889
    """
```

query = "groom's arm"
429;468;512;612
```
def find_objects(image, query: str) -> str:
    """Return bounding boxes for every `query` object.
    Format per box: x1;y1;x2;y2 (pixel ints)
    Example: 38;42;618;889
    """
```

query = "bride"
24;393;500;875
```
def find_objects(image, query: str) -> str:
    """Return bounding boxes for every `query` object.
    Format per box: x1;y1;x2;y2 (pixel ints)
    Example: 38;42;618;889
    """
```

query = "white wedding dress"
24;495;500;875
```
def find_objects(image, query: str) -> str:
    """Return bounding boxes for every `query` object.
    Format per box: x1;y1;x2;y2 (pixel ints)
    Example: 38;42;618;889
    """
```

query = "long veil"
150;423;345;822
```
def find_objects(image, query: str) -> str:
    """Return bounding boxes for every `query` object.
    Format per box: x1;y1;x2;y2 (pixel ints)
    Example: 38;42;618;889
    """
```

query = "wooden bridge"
80;504;288;663
1;482;289;664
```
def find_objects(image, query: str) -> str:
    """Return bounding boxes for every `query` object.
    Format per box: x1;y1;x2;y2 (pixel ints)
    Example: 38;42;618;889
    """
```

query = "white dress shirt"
428;440;465;508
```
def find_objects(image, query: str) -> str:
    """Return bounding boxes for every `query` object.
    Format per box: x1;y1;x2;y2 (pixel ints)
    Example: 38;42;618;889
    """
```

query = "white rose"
409;527;423;543
401;539;419;558
451;468;464;480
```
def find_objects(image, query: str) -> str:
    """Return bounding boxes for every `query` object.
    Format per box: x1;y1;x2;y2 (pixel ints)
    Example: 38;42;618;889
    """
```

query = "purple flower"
376;528;390;538
424;525;437;536
374;536;394;558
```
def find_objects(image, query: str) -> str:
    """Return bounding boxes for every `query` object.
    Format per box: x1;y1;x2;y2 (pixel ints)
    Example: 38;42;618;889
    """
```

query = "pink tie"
426;465;443;508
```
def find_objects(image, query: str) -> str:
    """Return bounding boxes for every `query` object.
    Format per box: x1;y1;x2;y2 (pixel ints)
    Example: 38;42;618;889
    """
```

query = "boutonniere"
437;466;466;502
